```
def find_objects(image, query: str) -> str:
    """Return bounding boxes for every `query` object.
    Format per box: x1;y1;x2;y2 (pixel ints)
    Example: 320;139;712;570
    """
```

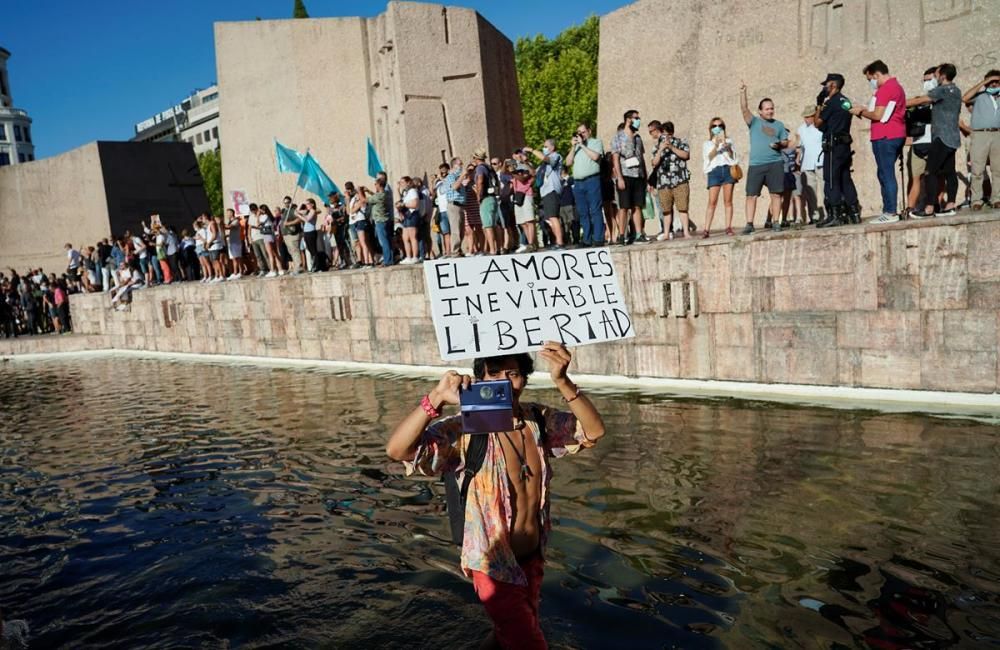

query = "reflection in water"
0;358;998;648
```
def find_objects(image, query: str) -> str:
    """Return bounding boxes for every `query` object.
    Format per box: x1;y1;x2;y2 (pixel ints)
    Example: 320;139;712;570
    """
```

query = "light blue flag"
297;152;340;198
275;140;304;174
366;137;384;178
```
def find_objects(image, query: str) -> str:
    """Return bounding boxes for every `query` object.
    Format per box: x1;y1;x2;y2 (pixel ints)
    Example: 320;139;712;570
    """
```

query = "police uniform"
817;74;860;227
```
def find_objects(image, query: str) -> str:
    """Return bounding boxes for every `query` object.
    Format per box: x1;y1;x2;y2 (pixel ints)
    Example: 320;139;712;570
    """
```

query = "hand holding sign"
537;341;572;383
424;248;634;361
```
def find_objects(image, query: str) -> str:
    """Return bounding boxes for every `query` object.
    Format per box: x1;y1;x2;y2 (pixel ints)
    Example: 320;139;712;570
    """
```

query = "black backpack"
444;405;546;546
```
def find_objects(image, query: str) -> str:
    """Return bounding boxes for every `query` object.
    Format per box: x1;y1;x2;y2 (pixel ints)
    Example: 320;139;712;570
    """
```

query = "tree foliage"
515;15;599;155
198;149;223;216
293;0;309;18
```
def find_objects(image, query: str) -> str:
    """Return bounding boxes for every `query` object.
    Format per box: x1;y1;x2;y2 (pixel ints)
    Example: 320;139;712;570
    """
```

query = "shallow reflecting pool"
1;357;998;648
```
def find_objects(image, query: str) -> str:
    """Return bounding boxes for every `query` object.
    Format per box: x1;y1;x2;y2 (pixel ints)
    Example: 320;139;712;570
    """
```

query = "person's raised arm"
539;342;605;442
565;139;577;167
386;371;470;461
739;81;753;126
907;94;931;108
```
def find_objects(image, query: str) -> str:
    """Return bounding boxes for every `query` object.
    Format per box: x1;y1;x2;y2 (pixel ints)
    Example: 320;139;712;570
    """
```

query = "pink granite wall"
10;214;1000;394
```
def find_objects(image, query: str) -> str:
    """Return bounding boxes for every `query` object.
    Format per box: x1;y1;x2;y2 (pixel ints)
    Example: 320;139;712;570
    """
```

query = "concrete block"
715;346;755;381
695;244;731;313
967;220;1000;280
837;348;862;386
773;273;857;312
918;225;968;310
920;350;996;393
764;347;838;386
677;316;713;378
837;311;922;350
749;234;853;278
968;281;1000;309
854;233;878;311
632;314;679;346
634;344;680;377
943;310;998;352
878;275;919;310
877;227;920;276
860;350;922;389
714;313;753;348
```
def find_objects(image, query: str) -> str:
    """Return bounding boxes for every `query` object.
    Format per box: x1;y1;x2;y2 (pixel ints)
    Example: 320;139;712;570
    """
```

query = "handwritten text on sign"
423;248;634;360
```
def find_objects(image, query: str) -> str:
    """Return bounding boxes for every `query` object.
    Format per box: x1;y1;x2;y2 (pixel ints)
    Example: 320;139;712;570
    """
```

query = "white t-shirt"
403;187;419;208
166;231;178;256
67;248;81;268
131;236;148;259
248;213;264;242
702;138;738;173
435;180;449;212
796;123;824;171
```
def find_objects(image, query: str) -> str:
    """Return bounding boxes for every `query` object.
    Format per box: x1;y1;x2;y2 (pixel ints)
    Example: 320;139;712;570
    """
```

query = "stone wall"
49;214;1000;395
215;1;523;206
598;0;1000;222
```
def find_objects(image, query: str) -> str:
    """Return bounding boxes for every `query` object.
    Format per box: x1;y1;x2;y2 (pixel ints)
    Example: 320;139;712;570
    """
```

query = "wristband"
563;387;582;403
420;394;441;418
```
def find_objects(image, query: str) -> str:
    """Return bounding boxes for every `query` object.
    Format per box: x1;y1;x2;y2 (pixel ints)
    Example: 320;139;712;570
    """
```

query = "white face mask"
923;78;938;92
869;78;878;91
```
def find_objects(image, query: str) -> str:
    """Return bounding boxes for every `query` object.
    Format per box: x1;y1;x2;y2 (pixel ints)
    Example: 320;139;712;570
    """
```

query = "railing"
0;107;29;119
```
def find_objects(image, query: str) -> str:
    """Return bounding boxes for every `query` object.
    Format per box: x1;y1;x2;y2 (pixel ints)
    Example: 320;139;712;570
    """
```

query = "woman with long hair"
345;182;373;268
258;205;284;276
701;117;739;237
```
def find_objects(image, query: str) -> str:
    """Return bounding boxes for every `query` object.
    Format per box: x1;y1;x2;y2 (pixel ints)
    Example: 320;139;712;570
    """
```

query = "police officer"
813;73;860;227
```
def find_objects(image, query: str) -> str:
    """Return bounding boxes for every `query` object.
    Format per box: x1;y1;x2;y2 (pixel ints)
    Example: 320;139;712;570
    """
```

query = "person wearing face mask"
526;139;566;249
611;109;648;244
813;73;861;228
702;117;740;236
851;60;907;223
904;68;938;215
962;69;1000;210
907;63;963;218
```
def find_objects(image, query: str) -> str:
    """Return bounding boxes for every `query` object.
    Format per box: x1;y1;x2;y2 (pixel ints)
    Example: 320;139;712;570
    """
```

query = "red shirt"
871;77;906;141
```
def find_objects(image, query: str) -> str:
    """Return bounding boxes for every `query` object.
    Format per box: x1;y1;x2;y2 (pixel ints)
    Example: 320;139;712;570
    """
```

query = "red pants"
158;259;173;283
471;553;547;650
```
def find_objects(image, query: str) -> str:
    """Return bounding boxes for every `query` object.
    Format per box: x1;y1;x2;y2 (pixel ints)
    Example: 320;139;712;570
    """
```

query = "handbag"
730;164;744;182
513;191;526;207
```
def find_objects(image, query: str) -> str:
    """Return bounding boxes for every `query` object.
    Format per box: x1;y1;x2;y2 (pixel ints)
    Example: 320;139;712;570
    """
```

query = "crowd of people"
2;60;997;337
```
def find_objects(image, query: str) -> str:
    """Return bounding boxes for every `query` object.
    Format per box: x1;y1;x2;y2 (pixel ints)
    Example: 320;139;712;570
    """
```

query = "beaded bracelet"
420;394;441;418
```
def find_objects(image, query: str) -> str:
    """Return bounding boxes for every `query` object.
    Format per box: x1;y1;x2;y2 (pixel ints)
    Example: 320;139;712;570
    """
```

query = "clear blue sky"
4;0;628;159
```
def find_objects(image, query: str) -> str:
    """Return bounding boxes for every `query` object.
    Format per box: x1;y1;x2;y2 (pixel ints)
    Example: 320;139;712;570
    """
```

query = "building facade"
215;1;524;204
132;84;220;156
0;46;36;166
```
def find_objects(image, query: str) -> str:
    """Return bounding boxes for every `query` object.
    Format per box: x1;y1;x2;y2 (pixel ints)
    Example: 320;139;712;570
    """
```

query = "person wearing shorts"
649;120;692;239
472;148;500;255
462;171;483;253
612;110;648;245
527;139;566;249
739;82;789;234
512;164;537;251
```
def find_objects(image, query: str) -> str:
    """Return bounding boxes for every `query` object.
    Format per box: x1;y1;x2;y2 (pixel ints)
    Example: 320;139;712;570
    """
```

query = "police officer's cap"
820;73;845;86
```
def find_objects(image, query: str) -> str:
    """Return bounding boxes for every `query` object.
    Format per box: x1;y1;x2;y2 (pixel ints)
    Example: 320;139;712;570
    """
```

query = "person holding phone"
386;343;605;649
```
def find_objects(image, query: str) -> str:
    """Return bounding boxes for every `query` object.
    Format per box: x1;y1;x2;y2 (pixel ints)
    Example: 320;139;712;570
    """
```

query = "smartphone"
460;379;514;434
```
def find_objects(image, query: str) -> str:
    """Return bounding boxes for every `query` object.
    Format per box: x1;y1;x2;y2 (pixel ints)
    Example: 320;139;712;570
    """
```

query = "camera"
460;379;514;434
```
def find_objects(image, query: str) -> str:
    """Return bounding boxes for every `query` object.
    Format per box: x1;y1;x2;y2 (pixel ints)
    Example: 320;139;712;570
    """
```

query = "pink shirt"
512;176;534;197
871;77;906;141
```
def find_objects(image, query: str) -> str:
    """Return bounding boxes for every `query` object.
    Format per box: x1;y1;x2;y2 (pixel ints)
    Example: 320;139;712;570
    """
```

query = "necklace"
501;421;532;482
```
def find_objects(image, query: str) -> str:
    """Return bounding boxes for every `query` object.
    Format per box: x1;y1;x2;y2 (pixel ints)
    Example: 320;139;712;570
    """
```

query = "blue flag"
297;152;340;198
366;137;384;178
275;140;304;174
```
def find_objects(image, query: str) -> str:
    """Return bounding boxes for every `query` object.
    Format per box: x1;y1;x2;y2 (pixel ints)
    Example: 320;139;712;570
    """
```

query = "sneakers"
936;207;957;217
634;234;650;244
871;213;900;224
265;271;277;277
771;221;785;232
226;273;237;281
615;236;626;246
656;232;670;241
400;257;418;265
909;208;934;220
993;201;1000;210
278;270;286;276
972;201;984;211
514;245;529;253
740;223;755;235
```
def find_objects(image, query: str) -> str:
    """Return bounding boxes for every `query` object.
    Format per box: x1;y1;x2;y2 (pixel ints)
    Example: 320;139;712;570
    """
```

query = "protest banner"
230;189;250;216
423;248;634;361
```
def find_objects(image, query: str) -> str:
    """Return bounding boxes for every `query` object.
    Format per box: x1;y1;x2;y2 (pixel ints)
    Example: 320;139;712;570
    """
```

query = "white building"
132;84;220;156
0;46;36;166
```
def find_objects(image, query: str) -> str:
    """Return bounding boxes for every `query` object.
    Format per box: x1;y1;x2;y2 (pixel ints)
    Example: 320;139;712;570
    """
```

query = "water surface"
1;357;998;648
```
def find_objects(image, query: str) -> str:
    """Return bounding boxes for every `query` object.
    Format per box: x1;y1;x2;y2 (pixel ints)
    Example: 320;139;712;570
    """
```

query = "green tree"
198;149;223;216
515;15;599;155
293;0;309;18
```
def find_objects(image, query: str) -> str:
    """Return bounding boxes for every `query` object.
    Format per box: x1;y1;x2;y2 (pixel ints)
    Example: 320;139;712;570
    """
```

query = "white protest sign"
423;248;634;360
230;189;250;216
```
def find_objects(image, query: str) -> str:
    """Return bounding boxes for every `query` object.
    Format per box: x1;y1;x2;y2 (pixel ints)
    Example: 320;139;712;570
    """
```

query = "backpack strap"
460;434;489;498
531;404;547;449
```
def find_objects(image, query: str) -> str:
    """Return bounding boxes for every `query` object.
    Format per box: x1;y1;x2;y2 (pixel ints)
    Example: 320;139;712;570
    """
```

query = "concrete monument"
0;142;209;272
598;0;1000;223
214;1;524;205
